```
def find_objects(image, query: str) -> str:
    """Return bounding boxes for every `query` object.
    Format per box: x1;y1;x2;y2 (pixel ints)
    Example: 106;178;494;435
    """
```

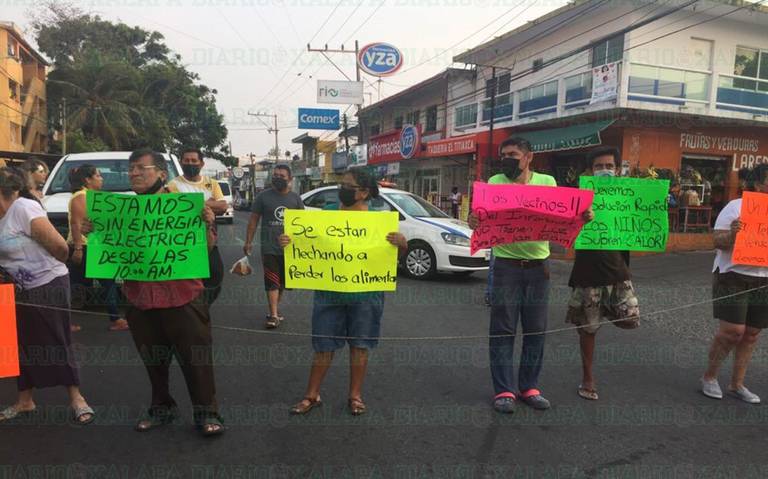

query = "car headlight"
441;232;470;247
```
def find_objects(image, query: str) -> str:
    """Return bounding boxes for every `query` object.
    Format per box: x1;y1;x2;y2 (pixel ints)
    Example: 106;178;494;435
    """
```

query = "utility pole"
484;67;497;182
307;42;364;158
343;114;350;156
61;98;67;155
248;111;279;161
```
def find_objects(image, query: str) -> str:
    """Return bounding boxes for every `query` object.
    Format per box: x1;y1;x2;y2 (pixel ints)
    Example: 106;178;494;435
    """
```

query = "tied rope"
14;283;768;341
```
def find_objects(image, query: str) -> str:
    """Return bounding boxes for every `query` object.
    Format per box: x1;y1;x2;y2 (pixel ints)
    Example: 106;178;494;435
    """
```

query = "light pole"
247;111;279;161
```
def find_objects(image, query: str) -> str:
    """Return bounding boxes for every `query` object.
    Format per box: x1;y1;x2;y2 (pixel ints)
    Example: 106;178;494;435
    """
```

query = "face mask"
594;169;616;177
271;177;288;191
138;178;165;195
501;158;522;180
338;186;358;207
181;164;201;178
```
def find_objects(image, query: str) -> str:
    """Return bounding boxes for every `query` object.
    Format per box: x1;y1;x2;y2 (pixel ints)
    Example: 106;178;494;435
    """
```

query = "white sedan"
301;186;490;279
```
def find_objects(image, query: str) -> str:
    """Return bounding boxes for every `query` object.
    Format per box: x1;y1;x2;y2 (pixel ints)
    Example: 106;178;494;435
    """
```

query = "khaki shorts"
566;280;640;334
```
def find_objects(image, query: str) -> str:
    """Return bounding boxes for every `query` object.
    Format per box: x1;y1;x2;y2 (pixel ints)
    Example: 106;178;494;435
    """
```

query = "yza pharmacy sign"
358;43;403;77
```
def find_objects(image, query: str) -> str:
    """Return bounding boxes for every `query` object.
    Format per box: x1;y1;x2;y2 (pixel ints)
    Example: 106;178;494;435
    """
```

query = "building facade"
0;22;48;160
445;0;767;225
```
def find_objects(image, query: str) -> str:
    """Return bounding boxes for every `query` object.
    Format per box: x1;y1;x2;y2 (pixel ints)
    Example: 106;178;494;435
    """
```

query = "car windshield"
384;192;449;218
47;159;178;194
219;182;231;195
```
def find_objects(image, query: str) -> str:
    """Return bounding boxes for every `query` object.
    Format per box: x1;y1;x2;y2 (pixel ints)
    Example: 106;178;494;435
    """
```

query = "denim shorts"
311;290;384;352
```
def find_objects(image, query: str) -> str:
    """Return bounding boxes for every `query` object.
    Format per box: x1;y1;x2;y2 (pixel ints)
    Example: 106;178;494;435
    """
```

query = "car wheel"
403;241;437;279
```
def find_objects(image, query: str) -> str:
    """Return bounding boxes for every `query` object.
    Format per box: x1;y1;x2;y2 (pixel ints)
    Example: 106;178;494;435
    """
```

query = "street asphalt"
1;211;767;479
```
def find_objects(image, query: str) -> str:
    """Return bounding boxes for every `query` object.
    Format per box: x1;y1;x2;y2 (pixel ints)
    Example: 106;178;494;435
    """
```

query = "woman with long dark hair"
0;167;95;424
67;165;128;331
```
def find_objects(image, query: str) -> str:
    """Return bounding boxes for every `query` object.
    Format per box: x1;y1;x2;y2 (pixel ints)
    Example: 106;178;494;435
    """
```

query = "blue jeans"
486;253;495;299
489;258;550;395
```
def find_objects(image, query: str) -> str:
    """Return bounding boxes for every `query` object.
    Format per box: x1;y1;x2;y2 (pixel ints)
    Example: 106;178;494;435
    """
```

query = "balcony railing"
452;61;768;132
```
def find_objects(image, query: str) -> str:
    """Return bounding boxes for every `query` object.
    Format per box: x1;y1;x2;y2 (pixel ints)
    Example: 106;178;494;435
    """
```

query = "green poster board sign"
85;191;210;281
575;176;670;252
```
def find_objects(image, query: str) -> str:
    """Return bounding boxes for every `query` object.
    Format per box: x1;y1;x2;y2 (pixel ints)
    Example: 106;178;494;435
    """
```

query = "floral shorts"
566;280;640;334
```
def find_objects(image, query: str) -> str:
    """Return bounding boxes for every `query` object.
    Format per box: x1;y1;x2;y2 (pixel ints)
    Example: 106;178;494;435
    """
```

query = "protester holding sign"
167;147;227;305
0;167;95;425
469;137;592;413
119;149;224;436
566;147;640;401
244;164;304;329
67;164;128;331
285;169;407;416
701;164;768;404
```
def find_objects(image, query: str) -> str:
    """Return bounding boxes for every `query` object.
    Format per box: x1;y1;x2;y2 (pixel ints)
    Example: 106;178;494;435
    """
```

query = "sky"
2;0;571;158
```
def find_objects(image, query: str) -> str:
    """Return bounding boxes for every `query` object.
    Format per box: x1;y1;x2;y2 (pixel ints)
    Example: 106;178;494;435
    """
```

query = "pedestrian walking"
120;149;224;436
285;169;407;416
167;147;227;304
450;186;461;219
0;167;95;425
565;147;640;401
701;163;768;404
243;164;304;329
66;164;128;331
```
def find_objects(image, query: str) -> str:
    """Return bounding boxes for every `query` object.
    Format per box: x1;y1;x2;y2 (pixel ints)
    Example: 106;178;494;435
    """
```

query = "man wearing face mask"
565;147;639;402
168;147;228;305
244;164;304;329
469;137;561;414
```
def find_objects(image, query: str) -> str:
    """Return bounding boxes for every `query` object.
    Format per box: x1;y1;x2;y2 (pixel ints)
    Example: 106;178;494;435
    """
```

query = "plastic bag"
230;256;253;276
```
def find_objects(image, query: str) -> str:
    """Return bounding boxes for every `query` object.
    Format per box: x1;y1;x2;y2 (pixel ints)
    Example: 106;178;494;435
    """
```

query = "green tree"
34;2;229;156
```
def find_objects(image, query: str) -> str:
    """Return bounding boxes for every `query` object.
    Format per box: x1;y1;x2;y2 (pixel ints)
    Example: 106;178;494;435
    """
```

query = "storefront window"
732;46;768;92
592;35;624;67
426;105;438;132
628;64;710;101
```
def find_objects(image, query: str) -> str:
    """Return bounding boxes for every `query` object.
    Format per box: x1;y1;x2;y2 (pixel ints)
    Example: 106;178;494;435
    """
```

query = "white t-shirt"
712;198;768;277
0;197;69;289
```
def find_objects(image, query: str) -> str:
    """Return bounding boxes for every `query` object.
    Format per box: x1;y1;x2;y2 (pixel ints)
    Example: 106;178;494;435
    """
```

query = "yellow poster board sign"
284;210;399;292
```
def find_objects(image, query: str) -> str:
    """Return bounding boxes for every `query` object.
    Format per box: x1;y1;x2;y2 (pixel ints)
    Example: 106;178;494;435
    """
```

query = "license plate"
484;250;491;261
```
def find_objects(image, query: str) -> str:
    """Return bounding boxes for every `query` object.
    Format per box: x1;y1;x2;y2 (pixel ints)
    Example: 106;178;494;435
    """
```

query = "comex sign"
358;43;403;77
298;107;340;130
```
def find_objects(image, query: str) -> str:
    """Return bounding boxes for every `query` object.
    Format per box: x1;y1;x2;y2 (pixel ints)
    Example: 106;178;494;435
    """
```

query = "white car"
217;180;234;224
41;151;183;235
301;185;490;279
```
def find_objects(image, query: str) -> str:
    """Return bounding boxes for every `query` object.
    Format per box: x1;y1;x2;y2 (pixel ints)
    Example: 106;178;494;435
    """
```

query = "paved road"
2;211;767;478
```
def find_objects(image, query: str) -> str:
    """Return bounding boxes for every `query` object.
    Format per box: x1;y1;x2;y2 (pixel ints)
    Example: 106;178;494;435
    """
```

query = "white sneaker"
728;385;761;404
701;377;723;399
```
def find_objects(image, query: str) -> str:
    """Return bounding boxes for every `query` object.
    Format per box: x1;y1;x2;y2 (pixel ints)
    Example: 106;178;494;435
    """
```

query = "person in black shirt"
566;147;640;401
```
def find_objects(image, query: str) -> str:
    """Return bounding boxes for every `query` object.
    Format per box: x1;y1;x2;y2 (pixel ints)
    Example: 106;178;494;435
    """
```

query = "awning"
516;120;615;153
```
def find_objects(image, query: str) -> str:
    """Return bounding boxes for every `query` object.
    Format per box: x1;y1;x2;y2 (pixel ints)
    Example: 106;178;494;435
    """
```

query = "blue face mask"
594;169;616;177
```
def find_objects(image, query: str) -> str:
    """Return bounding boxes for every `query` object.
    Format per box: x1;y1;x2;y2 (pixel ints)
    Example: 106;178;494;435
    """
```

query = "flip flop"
290;396;322;415
0;405;37;422
72;405;96;425
578;384;599;401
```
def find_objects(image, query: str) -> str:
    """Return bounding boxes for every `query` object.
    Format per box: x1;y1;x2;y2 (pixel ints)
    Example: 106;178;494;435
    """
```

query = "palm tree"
47;50;145;150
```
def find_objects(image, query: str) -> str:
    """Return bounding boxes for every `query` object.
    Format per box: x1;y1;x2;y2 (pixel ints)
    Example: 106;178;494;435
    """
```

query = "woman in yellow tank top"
67;165;129;331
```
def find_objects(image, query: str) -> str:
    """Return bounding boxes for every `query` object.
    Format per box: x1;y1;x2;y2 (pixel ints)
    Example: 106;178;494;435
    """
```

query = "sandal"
200;416;226;437
348;397;367;416
109;319;130;331
135;406;178;432
72;405;96;425
0;405;37;422
290;396;322;415
578;384;599;401
265;315;283;329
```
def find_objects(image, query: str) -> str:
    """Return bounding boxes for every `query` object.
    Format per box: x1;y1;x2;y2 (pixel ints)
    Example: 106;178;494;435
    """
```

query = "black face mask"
501;157;523;180
271;177;288;191
138;178;165;195
181;164;201;178
338;186;358;207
